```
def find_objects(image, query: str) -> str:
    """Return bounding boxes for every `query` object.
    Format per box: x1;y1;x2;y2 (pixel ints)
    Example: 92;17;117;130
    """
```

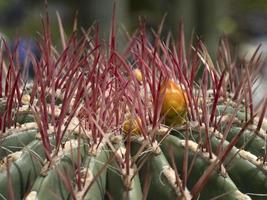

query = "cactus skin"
160;135;252;200
1;123;259;200
81;146;109;200
131;139;177;199
0;127;37;159
0;139;53;200
170;127;267;199
215;104;267;158
30;140;86;199
107;162;142;200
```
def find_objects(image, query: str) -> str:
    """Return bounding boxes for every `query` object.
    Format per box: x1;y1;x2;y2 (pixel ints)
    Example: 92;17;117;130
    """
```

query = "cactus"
0;6;267;200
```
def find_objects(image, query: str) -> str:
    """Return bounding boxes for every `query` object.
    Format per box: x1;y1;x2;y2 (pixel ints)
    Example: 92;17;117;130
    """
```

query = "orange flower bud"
160;79;187;125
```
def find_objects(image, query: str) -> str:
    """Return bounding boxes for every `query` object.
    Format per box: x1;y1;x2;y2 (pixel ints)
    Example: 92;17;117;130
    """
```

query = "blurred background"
1;0;267;54
0;0;267;52
0;0;267;106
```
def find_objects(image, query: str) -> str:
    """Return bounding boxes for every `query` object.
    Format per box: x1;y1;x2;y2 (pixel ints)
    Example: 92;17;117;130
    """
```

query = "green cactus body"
0;139;53;200
131;137;191;200
219;126;267;157
171;127;267;199
160;134;251;200
106;142;143;200
29;140;86;200
81;146;109;200
0;125;38;159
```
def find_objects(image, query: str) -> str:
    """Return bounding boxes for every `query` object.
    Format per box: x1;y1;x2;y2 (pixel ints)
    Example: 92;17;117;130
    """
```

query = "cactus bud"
160;79;187;125
122;115;141;135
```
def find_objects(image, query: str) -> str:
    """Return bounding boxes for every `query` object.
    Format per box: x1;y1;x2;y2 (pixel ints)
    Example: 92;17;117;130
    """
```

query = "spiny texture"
0;10;267;200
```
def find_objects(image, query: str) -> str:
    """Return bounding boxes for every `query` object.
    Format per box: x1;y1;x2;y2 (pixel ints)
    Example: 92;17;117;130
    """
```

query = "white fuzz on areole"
131;135;161;155
108;144;135;190
197;125;224;139
198;91;234;106
247;124;267;140
3;122;38;137
131;135;146;144
63;116;90;137
181;134;228;178
113;146;136;189
180;140;219;165
234;190;252;200
219;115;240;125
88;136;108;156
219;115;267;139
41;139;79;174
62;139;79;153
75;169;93;198
162;166;176;186
156;126;170;136
122;167;135;190
46;89;64;102
20;122;38;129
46;106;61;118
5;151;22;162
25;191;38;200
162;166;192;200
115;147;126;162
239;149;267;173
88;143;99;157
150;141;161;155
197;125;267;172
0;151;23;171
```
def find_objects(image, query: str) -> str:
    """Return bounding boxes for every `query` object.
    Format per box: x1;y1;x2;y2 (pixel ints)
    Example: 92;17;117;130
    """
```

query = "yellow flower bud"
21;95;31;105
160;79;187;125
122;115;141;135
133;68;143;83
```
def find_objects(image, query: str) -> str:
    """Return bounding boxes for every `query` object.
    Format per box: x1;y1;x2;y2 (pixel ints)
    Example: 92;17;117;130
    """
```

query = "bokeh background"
0;0;267;53
0;0;267;105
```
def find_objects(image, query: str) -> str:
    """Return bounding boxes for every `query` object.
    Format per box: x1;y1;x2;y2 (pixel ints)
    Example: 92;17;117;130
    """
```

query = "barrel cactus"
0;9;267;200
